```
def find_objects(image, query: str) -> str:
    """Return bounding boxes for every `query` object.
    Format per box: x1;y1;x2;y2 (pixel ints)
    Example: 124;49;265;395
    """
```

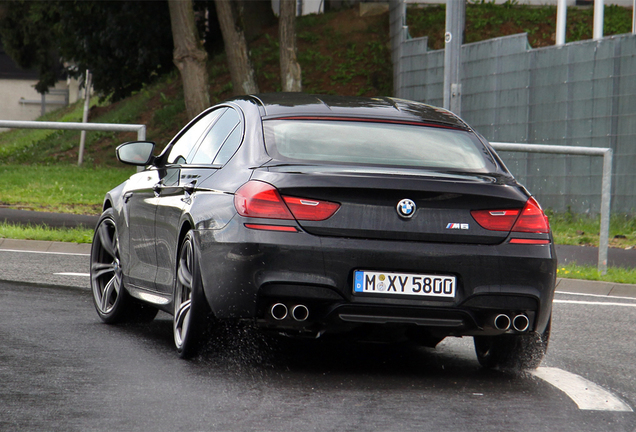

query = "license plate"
353;270;456;298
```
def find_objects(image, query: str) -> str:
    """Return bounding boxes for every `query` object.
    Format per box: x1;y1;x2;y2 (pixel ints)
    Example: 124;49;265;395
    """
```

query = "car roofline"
246;93;471;131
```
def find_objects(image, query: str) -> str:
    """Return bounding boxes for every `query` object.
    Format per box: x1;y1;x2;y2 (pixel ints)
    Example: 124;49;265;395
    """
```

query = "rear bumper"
195;218;556;336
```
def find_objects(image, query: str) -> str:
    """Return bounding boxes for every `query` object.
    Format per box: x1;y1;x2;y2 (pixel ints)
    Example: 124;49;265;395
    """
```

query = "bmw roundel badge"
397;199;416;219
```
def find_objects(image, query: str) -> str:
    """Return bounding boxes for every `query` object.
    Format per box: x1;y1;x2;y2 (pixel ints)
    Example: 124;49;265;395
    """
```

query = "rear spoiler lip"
261;115;468;131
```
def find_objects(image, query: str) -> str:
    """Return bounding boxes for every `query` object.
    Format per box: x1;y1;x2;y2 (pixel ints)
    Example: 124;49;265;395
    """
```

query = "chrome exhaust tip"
494;314;511;331
270;303;288;321
291;304;309;322
512;314;530;332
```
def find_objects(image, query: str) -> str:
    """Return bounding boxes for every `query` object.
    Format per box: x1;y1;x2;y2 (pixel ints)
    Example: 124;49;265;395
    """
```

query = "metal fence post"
598;148;613;274
594;0;605;40
556;0;567;46
491;142;613;275
137;126;146;141
444;0;465;115
78;70;92;166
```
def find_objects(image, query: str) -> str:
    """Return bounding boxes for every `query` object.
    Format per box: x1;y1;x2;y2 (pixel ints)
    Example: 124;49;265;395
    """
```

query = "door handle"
123;191;133;203
153;183;162;196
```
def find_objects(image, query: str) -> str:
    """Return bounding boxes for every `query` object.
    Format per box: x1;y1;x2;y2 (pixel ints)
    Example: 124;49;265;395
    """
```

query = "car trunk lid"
251;165;529;245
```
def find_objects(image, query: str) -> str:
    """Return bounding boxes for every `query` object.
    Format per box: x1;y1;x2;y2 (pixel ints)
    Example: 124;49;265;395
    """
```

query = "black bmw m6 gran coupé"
90;93;556;368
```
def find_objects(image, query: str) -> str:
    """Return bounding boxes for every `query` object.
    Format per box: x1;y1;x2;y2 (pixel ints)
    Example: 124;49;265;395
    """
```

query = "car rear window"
263;119;496;172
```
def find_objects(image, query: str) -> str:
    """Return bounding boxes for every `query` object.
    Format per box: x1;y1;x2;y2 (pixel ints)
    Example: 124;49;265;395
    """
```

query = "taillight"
510;197;550;233
234;181;340;221
234;181;294;219
471;197;549;233
470;209;520;231
282;196;340;221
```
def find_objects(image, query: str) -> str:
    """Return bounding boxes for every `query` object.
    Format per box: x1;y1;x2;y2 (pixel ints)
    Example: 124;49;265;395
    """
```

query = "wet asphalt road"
1;249;636;431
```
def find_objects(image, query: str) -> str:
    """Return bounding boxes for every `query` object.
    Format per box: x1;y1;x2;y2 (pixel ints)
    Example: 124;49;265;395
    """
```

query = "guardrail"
0;120;146;167
0;120;146;141
492;142;612;274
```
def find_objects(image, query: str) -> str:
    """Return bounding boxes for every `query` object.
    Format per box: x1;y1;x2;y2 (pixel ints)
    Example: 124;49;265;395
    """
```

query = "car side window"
190;108;241;165
166;108;227;165
213;124;243;165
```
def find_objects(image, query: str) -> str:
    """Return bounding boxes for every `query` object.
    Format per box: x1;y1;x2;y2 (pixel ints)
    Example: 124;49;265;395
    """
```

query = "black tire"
474;318;551;370
173;231;213;359
90;208;158;324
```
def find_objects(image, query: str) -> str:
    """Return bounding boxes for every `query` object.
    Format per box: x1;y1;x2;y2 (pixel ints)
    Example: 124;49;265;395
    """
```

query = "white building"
0;43;79;125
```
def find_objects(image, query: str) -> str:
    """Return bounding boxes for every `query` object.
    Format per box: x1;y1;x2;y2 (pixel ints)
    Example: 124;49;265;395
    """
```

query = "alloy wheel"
91;217;123;316
174;237;194;351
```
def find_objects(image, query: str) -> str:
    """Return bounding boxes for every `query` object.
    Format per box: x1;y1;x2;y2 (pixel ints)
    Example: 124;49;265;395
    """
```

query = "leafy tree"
0;1;175;101
0;2;62;93
0;0;303;104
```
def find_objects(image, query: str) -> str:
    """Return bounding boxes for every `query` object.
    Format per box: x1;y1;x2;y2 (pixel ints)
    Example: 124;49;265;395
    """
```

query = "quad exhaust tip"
270;303;288;320
512;314;530;332
270;303;309;321
493;313;530;332
494;314;511;331
292;304;309;322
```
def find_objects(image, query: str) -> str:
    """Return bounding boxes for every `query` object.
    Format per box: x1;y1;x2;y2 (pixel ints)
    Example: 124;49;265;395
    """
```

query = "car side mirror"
116;141;156;166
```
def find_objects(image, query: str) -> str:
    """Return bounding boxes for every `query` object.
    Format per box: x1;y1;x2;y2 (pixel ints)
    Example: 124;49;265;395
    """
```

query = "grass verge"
548;210;636;249
0;165;135;214
557;263;636;285
0;222;93;244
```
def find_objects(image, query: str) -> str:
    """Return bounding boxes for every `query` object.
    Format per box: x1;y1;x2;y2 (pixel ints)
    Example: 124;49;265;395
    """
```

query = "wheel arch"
177;218;194;252
102;198;113;212
176;216;218;319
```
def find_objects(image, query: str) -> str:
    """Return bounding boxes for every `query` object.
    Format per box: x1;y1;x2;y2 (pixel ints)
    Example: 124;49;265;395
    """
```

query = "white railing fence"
492;142;612;274
0;120;146;166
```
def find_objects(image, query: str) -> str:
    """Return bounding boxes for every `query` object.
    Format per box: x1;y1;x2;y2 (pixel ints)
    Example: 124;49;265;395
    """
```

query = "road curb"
0;238;91;255
556;278;636;298
0;208;98;229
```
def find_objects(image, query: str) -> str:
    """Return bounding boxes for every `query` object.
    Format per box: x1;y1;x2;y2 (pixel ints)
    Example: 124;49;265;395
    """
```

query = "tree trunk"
168;0;210;119
236;0;276;42
279;0;302;92
214;0;258;95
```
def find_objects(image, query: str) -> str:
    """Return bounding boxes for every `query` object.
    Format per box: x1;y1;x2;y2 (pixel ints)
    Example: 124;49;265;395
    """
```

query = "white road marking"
54;272;90;277
557;291;636;302
554;299;636;308
532;367;633;412
0;249;89;257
